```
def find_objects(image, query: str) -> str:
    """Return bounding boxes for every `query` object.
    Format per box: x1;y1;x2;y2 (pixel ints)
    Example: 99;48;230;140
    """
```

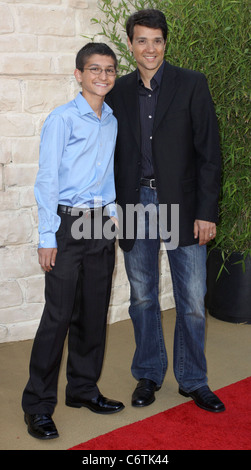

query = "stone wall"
0;0;174;343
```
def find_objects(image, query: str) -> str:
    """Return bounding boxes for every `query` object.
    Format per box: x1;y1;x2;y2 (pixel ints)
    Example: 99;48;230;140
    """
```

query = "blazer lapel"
121;71;141;150
153;62;179;134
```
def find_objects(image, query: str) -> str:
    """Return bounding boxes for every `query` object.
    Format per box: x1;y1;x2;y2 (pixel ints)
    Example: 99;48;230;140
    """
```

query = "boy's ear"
74;68;82;83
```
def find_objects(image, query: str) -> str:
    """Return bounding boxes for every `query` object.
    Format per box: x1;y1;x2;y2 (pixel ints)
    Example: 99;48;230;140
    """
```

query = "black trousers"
22;211;115;415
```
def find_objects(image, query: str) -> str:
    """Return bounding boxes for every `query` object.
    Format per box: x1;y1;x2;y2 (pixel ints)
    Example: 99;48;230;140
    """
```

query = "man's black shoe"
66;394;125;414
179;385;225;412
24;413;59;439
132;378;160;407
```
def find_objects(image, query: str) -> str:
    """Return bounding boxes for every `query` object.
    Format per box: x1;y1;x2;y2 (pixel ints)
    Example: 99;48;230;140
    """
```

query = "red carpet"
69;377;251;450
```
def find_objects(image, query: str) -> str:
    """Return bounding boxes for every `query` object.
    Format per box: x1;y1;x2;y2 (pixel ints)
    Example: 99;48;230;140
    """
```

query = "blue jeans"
123;186;208;392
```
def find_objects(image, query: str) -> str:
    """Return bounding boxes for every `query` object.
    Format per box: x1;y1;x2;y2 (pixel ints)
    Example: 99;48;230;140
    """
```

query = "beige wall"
0;0;174;342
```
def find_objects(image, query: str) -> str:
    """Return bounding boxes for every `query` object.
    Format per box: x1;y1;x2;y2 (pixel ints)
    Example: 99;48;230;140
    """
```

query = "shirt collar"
137;60;165;90
75;92;113;117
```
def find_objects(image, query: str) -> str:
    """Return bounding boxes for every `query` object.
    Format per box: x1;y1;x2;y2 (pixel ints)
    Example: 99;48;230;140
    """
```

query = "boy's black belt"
58;204;103;217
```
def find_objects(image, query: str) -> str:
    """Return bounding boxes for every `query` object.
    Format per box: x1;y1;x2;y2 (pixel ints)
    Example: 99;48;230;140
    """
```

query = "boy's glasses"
84;67;117;76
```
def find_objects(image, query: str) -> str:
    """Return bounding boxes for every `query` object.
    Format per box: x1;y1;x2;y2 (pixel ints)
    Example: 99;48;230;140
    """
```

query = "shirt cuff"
38;232;57;249
104;202;118;218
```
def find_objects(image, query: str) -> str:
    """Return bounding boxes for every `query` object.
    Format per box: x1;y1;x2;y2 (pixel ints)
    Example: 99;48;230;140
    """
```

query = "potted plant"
91;0;251;322
200;1;251;323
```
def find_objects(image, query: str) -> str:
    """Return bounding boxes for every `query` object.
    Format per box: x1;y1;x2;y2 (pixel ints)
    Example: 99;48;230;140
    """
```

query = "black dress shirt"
138;62;165;178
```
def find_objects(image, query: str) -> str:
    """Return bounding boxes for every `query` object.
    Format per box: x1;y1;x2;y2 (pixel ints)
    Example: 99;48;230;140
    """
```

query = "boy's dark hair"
76;43;117;71
126;9;168;43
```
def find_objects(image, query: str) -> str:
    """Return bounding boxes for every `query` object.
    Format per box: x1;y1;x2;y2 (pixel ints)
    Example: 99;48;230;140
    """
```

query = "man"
22;43;124;440
106;9;225;412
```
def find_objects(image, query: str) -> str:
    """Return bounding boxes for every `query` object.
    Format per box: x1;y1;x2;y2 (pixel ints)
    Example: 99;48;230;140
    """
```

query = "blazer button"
135;188;139;192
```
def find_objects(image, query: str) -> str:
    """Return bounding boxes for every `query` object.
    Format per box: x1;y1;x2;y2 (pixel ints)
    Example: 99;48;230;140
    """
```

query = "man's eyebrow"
135;36;163;40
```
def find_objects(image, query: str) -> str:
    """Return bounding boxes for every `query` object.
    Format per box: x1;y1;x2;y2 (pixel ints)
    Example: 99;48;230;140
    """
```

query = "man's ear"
127;36;133;53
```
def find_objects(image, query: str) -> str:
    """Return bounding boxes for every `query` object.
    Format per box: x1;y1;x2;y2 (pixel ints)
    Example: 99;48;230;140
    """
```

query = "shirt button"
150;136;152;140
148;94;152;98
149;115;152;119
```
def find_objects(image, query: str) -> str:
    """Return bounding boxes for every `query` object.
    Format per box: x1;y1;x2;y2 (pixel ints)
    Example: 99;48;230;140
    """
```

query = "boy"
22;43;124;440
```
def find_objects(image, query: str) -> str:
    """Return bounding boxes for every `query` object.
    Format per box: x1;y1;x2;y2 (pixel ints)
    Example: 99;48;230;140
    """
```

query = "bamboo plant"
89;0;251;272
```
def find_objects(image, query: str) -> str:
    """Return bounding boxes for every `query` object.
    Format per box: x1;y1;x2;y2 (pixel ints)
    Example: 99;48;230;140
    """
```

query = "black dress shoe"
66;394;125;414
132;378;160;407
24;413;59;440
179;385;225;413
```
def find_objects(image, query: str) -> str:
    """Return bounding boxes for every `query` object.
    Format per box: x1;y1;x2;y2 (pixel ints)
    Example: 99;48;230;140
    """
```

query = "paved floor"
0;309;250;450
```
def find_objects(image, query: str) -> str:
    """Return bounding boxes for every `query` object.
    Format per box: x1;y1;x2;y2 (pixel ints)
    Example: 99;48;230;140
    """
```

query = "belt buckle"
150;178;156;189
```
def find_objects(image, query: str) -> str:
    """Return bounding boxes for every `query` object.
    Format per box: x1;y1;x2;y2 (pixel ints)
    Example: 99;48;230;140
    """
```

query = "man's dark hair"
76;43;117;72
126;9;168;43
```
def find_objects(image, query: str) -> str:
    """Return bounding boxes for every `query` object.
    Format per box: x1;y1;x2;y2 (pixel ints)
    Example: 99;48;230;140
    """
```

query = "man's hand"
194;220;216;246
38;247;57;272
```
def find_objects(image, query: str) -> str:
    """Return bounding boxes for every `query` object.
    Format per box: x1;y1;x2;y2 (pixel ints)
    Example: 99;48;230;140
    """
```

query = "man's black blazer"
106;61;221;252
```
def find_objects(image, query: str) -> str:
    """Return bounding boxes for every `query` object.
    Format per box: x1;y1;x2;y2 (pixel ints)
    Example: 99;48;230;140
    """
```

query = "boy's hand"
38;248;57;272
110;216;119;229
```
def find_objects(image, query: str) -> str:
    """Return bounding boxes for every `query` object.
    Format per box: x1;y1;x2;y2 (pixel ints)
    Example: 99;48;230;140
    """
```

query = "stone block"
0;245;41;281
23;79;71;113
0;55;53;75
0;281;23;308
11;137;40;164
67;0;88;9
75;6;100;36
0;166;2;191
16;0;61;4
110;284;130;307
0;4;14;34
0;79;22;113
0;303;43;339
4;164;37;187
159;272;173;296
107;304;130;324
38;35;87;53
19;187;36;207
0;114;35;137
0;209;33;245
0;325;8;343
16;6;75;36
0;34;37;53
0;319;40;343
0;138;12;164
159;292;175;312
112;261;128;287
0;188;20;210
19;276;45;304
54;54;77;75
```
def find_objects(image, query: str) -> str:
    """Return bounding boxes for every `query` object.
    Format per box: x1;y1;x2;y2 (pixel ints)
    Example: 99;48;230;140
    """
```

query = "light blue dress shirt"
34;92;118;248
